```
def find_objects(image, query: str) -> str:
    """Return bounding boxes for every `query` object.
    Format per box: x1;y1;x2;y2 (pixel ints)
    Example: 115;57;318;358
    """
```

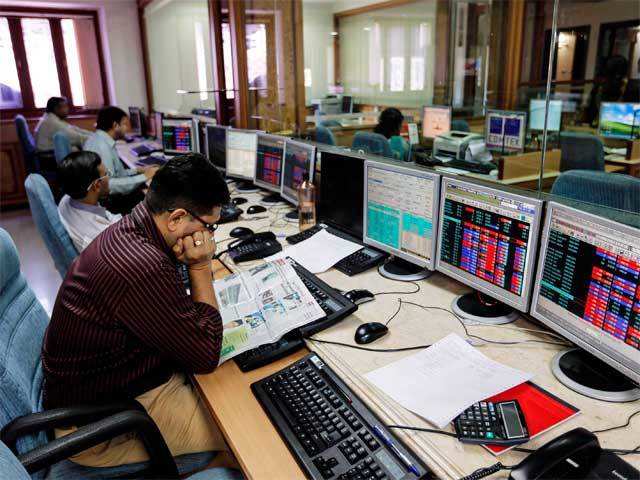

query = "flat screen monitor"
129;107;143;137
529;99;562;132
531;202;640;384
436;177;543;312
153;112;163;142
254;133;285;193
598;102;640;140
422;105;451;139
318;148;365;240
205;125;227;172
196;117;216;154
226;130;257;180
363;161;440;270
485;110;527;152
281;139;316;205
162;117;196;155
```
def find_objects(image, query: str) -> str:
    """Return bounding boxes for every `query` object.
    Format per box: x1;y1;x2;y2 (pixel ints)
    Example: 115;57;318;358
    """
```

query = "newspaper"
214;259;325;364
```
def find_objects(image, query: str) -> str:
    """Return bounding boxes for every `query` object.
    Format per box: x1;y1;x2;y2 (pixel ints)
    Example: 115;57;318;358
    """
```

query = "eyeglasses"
169;208;218;233
87;175;109;192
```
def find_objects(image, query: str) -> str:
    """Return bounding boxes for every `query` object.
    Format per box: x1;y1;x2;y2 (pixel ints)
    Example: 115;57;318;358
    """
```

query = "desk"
115;138;163;170
605;155;640;177
191;189;640;480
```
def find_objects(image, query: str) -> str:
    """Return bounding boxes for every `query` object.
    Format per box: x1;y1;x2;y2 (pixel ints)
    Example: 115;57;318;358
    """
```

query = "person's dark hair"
46;97;68;113
58;151;102;199
374;108;404;139
96;106;128;131
147;153;230;216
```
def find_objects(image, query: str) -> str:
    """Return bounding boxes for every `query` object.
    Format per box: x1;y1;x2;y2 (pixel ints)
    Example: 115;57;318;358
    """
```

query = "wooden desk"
605;155;640;177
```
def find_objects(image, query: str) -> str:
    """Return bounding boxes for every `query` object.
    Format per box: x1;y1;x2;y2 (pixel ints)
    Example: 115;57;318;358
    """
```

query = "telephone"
509;428;639;480
227;231;282;263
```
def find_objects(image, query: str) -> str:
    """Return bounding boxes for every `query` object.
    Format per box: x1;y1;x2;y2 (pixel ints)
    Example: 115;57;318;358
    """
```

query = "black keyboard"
286;225;386;277
445;159;497;174
252;353;429;479
234;262;357;372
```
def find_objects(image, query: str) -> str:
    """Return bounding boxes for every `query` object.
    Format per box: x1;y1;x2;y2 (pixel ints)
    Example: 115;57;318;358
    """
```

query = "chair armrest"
1;400;144;453
18;410;179;478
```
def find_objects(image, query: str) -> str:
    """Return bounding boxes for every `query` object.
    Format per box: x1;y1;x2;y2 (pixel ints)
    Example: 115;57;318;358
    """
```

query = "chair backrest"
14;115;38;174
551;170;640;214
315;125;336;146
53;132;72;165
0;229;49;456
451;119;470;132
24;174;78;277
0;441;29;479
352;132;393;158
559;132;604;172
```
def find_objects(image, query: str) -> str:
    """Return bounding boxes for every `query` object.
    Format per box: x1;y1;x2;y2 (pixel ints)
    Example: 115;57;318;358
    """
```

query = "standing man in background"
35;97;92;152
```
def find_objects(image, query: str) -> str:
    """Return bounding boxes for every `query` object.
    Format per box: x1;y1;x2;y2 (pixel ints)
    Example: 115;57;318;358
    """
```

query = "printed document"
214;258;325;363
365;333;533;428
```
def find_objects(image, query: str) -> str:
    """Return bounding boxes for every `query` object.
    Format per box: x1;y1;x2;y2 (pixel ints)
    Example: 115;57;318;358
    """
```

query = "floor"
1;208;60;316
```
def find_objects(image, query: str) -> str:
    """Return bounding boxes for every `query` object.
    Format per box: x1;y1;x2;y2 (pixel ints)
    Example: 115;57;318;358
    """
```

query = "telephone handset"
227;231;282;263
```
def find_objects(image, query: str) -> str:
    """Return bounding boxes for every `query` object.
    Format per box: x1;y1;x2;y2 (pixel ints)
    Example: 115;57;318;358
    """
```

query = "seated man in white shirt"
58;151;122;252
34;97;92;152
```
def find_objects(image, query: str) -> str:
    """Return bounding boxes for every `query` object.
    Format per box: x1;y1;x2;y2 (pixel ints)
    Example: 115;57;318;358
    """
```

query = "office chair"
14;115;43;174
53;132;72;165
352;132;393;158
451;119;470;132
551;170;640;215
315;125;336;146
0;228;242;480
559;132;604;172
24;174;78;278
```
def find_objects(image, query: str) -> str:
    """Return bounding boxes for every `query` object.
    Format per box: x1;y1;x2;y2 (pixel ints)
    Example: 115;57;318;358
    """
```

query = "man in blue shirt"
84;106;157;213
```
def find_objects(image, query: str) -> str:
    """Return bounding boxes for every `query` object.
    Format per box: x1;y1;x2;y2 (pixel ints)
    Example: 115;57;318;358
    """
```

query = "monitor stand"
284;210;298;223
552;348;640;403
378;257;432;282
260;193;284;205
451;291;518;325
235;181;259;193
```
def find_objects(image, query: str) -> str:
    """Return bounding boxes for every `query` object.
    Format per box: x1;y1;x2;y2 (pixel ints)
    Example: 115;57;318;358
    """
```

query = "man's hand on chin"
173;230;216;270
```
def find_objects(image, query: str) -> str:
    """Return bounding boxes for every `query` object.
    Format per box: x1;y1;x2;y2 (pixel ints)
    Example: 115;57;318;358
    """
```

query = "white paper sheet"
365;333;533;428
267;229;362;273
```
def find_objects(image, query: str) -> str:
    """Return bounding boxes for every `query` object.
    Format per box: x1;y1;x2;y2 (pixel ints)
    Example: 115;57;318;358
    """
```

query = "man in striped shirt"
42;153;234;468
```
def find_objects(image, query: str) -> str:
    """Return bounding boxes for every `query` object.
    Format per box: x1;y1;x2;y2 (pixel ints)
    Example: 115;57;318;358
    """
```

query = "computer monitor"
363;160;440;280
281;139;316;206
436;177;543;321
196;117;216;154
254;133;285;193
422;105;451;139
529;99;562;132
598;102;640;140
205;125;227;172
162;117;196;155
485;110;527;153
318;148;365;240
129;107;143;137
226;129;258;181
530;202;640;400
153;112;163;142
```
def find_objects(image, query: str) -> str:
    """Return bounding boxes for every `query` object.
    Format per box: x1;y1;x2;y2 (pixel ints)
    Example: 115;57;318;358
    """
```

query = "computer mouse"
344;289;375;306
354;322;389;345
247;205;267;215
229;227;254;238
232;197;248;206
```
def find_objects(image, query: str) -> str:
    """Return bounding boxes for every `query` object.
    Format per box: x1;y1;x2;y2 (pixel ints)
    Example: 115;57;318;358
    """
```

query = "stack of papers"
267;229;362;273
365;333;533;428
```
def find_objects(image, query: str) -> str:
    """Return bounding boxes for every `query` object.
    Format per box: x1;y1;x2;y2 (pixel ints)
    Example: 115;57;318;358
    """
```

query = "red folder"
483;381;580;455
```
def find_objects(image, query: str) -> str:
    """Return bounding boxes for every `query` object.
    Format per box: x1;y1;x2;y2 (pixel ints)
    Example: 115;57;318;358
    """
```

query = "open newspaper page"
214;259;325;363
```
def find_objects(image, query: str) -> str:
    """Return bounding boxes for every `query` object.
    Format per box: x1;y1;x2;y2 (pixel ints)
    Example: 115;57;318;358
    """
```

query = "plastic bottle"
297;173;316;231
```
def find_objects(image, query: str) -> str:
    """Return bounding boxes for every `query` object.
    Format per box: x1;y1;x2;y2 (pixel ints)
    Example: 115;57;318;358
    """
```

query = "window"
0;8;108;113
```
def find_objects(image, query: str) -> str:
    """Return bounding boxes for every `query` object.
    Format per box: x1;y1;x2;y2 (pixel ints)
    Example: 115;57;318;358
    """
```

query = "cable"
459;462;513;480
373;282;421;297
387;425;457;438
591;409;640;435
306;337;431;353
385;299;403;327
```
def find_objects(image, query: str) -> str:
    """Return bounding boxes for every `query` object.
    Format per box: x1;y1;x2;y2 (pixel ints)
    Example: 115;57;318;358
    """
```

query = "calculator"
453;400;529;446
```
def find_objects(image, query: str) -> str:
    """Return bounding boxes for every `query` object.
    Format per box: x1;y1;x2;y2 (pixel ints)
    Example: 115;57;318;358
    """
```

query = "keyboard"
131;143;161;156
444;159;497;174
286;225;386;277
252;352;429;479
234;262;357;372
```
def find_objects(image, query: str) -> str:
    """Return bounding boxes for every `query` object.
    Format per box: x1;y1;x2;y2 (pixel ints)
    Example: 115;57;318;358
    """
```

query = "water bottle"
297;173;316;231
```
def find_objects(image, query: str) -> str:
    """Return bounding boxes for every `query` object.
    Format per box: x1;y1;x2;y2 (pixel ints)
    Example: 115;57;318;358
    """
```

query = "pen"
372;425;420;477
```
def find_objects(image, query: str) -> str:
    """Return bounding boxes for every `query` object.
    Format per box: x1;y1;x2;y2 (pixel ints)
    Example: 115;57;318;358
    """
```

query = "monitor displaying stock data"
281;140;316;205
254;133;285;193
436;177;542;311
364;160;440;269
162;117;195;155
531;203;640;383
225;130;258;180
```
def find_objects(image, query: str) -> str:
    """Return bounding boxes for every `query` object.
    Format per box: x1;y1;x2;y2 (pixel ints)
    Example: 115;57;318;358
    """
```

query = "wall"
0;0;148;109
302;1;334;104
